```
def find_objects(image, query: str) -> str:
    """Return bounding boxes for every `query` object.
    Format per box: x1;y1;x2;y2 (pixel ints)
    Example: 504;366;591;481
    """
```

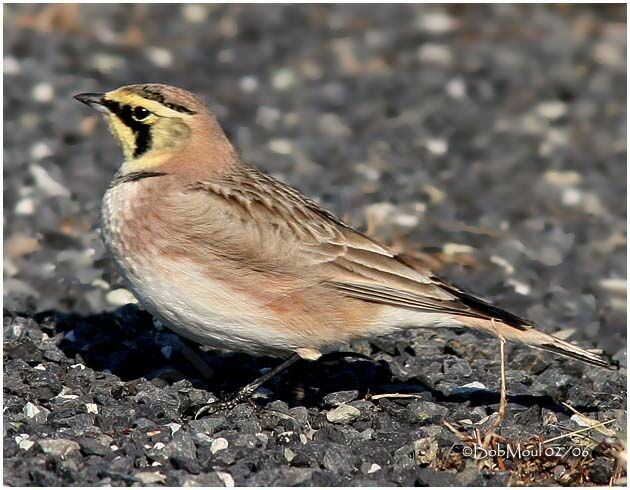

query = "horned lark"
75;84;611;413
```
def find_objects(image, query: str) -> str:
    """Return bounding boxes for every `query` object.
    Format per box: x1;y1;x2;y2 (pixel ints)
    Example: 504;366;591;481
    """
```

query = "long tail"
462;316;614;369
512;326;613;369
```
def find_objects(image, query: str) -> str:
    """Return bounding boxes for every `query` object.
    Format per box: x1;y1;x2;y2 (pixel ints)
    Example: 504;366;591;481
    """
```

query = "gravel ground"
3;4;627;486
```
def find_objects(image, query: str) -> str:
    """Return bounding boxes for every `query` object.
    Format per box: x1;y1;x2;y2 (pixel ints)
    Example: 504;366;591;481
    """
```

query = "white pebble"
30;164;69;197
91;278;110;290
367;463;381;474
507;278;531;296
442;243;475;256
181;4;208;23
425;138;448;155
15;435;35;451
211;437;229;454
461;381;487;390
268;139;293;155
146;47;173;68
57;393;79;399
561;188;582;206
216;471;235;487
283;447;295;462
32;83;54;103
417;44;453;66
166;422;181;435
4;56;20;75
272;68;297;91
599;278;626;295
446;77;466;99
394;214;419;228
86;403;98;414
23;402;41;419
489;255;515;275
15;198;35;216
536;100;568;120
31;142;53;160
239;76;259;93
106;288;137;306
135;472;166;485
416;11;456;34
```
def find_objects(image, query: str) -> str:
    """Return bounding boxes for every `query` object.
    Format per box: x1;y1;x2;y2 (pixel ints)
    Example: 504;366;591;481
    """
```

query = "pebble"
239;76;259;93
146;47;173;68
322;390;359;407
256;106;281;129
536;100;568;120
15;198;35;216
543;170;582;187
135;472;167;485
165;422;182;434
15;435;35;451
210;437;229;454
415;11;456;33
268;139;293;155
30;142;53;160
39;439;81;458
105;288;137;306
272;68;297;91
216;471;235;487
326;405;361;424
181;4;208;23
92;53;124;74
31;83;54;103
4;56;20;75
424;137;448;155
417;44;453;66
23;402;49;423
29;164;69;197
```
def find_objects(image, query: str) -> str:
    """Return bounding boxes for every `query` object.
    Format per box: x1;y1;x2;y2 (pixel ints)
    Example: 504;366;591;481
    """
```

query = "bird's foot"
194;383;258;418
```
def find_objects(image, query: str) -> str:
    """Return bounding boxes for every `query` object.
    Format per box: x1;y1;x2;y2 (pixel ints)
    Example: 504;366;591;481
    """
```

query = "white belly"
101;182;296;357
120;255;297;357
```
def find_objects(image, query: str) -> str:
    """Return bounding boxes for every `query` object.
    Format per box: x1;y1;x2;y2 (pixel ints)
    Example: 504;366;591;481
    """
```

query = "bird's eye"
132;106;150;121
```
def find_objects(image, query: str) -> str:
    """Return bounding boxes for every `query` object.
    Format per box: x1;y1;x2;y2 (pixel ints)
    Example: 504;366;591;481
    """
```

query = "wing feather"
187;164;527;326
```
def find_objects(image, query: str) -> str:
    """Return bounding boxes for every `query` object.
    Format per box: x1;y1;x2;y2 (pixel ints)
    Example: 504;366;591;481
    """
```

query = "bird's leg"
176;337;215;380
484;319;508;445
195;354;301;418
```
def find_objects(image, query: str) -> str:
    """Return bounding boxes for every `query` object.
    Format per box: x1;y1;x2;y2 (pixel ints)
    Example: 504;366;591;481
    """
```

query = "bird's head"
75;83;234;172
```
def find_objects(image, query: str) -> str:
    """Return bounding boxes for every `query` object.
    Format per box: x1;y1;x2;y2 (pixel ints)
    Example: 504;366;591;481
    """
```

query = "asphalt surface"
3;4;627;486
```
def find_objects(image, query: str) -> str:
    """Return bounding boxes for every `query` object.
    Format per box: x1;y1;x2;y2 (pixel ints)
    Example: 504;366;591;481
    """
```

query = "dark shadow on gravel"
20;305;585;417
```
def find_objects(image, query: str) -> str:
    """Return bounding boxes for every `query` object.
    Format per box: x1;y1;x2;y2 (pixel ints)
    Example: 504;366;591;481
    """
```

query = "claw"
193;386;257;418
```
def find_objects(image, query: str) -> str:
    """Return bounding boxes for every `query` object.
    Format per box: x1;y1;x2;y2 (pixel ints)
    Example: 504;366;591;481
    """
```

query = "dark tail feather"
535;336;616;370
500;323;616;370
